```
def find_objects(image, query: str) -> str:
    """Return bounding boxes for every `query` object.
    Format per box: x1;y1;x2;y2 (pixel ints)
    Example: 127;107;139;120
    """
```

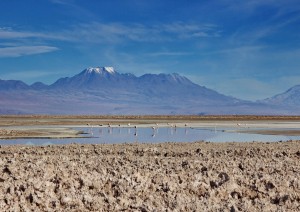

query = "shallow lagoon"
1;125;300;145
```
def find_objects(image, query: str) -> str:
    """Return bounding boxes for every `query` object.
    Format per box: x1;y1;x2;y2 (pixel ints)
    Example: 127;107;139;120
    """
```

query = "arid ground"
0;115;299;211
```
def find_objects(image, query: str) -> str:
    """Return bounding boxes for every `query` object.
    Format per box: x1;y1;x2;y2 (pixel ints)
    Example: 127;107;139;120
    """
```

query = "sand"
0;141;299;211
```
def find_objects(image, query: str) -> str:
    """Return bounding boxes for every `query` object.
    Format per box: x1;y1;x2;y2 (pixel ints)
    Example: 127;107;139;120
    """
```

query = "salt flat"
0;141;299;211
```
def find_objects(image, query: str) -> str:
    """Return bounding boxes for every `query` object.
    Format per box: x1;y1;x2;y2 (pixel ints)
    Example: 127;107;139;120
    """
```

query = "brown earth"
0;141;299;211
1;115;300;126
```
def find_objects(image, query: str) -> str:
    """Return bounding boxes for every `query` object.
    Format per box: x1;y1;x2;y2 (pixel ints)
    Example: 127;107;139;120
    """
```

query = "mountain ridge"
262;85;300;106
0;66;299;115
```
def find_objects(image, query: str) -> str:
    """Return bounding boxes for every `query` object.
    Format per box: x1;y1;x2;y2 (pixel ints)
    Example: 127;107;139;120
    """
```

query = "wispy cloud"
0;30;42;39
225;0;300;47
0;46;59;58
161;23;220;39
0;28;65;40
223;0;300;14
200;46;266;56
59;22;220;43
0;27;63;58
49;0;71;5
0;21;220;45
147;51;192;57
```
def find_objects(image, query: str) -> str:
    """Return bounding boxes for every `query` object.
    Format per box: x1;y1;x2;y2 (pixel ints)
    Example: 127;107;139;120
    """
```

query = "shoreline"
1;119;300;139
1;114;300;140
0;127;87;139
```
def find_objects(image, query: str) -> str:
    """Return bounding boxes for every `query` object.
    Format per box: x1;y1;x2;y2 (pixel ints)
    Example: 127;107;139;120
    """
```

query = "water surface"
1;126;299;145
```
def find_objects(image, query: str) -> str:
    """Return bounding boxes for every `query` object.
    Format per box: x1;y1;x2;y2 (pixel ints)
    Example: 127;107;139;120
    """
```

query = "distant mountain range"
0;67;299;115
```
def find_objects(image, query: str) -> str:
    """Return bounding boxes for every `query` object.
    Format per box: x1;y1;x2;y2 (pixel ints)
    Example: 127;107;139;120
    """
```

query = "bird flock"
84;122;190;139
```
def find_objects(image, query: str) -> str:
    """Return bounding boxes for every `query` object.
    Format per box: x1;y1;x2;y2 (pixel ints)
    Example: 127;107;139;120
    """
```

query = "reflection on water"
0;127;300;145
1;126;300;146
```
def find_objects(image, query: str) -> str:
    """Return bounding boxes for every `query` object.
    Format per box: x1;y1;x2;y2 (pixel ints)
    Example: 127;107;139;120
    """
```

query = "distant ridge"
0;66;298;115
0;79;29;90
262;85;300;106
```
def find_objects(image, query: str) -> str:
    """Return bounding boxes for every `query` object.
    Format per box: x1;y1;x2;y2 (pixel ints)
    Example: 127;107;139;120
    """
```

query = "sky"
0;0;300;100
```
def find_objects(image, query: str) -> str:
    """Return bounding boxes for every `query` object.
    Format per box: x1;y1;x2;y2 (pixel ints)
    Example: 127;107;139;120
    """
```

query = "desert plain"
0;115;299;211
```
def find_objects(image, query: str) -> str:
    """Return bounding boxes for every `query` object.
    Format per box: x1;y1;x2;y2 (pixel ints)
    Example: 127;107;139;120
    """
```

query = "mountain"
50;67;244;107
31;82;48;90
262;85;300;106
0;79;30;90
0;66;297;115
51;67;132;89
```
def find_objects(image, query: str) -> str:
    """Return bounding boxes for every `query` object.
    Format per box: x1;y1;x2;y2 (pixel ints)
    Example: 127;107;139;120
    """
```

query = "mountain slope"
51;67;137;90
50;67;239;104
135;73;239;104
262;85;300;106
0;66;296;115
0;79;30;90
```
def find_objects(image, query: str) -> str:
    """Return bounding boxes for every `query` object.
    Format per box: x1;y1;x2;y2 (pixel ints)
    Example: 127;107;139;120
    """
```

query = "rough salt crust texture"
0;141;299;211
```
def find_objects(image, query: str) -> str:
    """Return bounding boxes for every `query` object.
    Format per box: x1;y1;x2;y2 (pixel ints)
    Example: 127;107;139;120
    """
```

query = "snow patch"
86;67;115;74
104;67;115;74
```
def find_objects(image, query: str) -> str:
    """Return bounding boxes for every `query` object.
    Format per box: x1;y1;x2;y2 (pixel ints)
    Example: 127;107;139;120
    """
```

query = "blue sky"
0;0;300;100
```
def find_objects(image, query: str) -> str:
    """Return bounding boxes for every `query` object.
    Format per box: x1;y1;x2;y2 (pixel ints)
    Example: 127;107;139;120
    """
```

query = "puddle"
0;126;300;145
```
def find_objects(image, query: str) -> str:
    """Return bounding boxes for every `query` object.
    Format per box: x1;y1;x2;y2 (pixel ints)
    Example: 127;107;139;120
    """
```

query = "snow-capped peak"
103;67;115;74
85;67;116;74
